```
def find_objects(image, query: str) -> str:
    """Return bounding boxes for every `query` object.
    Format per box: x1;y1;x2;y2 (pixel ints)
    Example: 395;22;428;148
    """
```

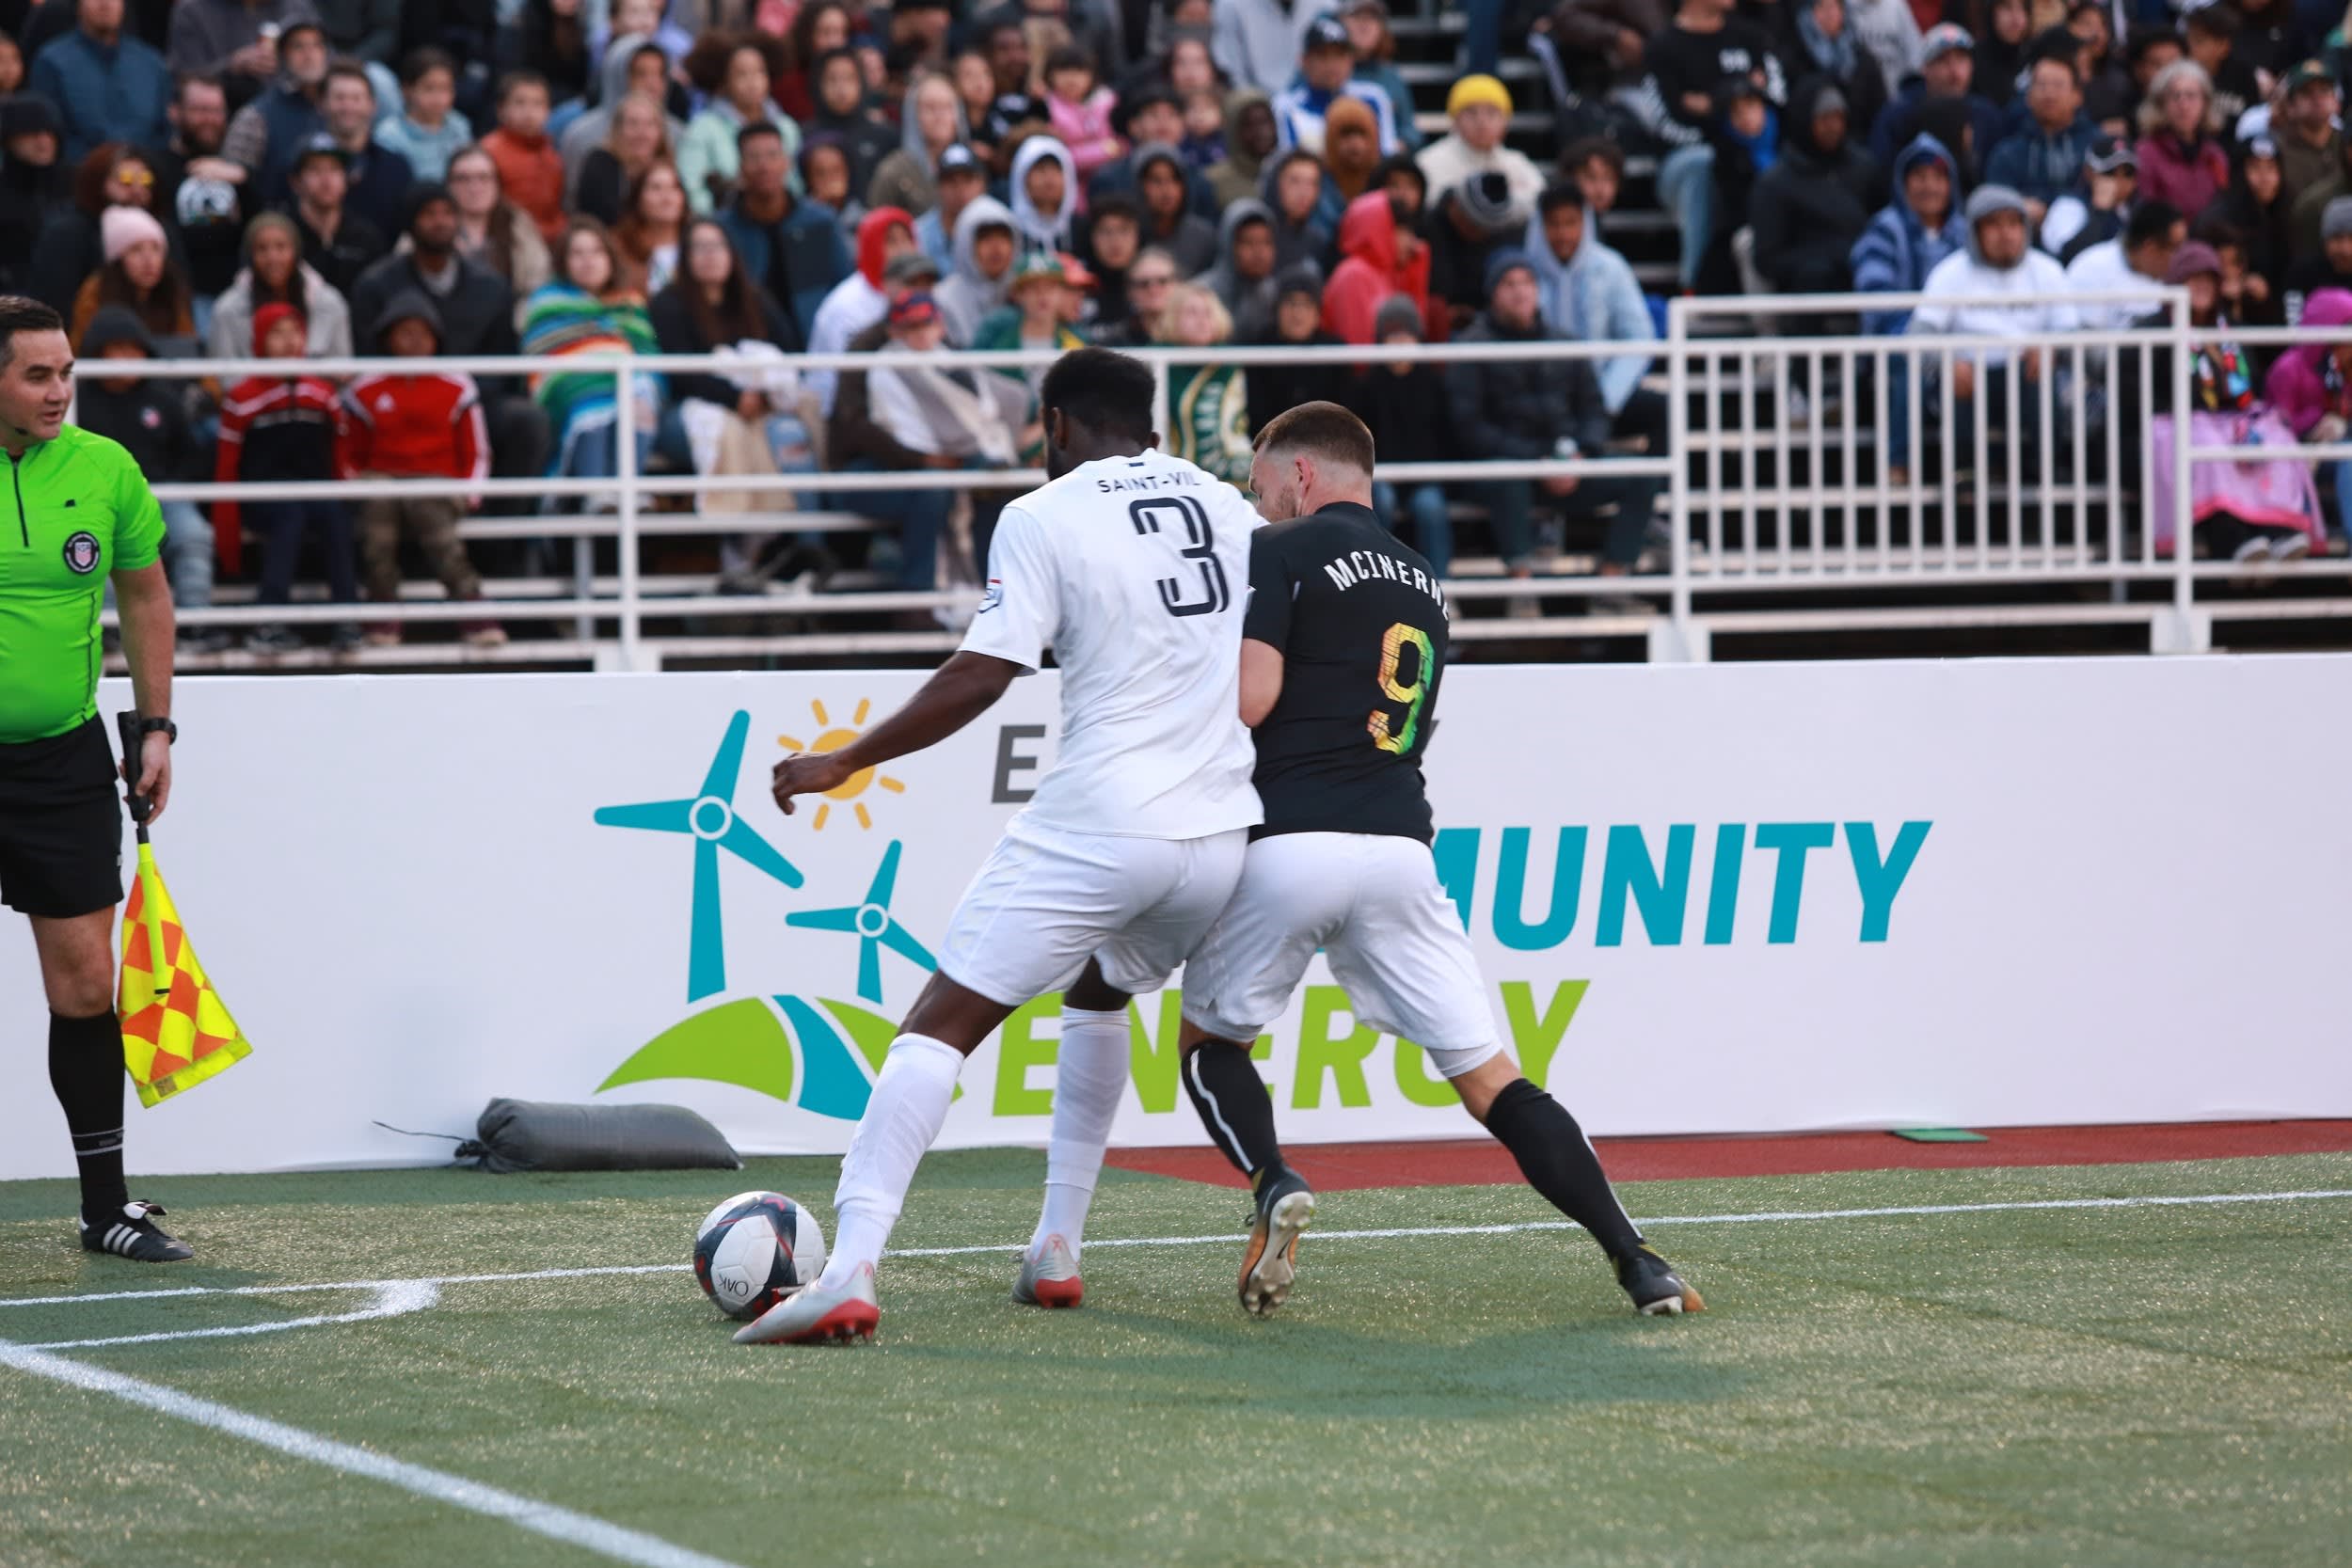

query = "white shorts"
1182;832;1502;1075
938;817;1251;1006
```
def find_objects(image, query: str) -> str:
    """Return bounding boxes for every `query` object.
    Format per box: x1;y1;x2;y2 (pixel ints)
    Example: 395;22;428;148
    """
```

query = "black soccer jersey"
1242;501;1448;844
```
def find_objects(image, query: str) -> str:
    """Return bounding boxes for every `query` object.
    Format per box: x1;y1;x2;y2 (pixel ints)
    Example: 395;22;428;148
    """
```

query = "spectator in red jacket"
338;289;505;650
1321;188;1436;344
213;300;358;655
481;71;568;245
2135;60;2232;223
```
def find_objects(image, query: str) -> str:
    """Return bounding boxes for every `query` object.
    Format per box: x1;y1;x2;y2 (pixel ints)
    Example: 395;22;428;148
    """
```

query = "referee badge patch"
62;531;103;576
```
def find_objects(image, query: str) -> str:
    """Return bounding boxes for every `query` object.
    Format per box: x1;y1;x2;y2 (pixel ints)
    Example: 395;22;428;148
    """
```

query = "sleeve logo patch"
977;578;1004;613
62;530;103;576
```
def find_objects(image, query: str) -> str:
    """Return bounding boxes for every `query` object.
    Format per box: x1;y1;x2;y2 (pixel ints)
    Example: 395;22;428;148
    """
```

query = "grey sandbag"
455;1100;742;1174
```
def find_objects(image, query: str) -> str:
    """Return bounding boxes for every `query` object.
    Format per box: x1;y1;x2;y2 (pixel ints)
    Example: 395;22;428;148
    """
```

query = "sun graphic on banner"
778;698;906;831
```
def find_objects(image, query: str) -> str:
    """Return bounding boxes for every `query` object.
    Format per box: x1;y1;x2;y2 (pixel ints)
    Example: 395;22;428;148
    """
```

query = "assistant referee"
0;295;192;1263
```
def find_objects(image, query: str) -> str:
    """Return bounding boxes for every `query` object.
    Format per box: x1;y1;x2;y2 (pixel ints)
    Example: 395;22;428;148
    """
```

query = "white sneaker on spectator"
2271;531;2312;563
462;622;509;649
2232;534;2273;566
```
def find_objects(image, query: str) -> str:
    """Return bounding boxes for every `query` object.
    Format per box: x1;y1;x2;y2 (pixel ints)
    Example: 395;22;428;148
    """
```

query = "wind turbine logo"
785;840;936;1005
594;710;805;1003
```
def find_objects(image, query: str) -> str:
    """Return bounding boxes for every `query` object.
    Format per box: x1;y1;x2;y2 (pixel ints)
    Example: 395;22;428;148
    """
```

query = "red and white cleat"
1012;1235;1084;1308
734;1262;880;1344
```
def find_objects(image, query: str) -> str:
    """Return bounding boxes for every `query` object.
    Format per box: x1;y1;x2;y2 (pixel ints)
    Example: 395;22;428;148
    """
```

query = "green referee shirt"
0;424;165;745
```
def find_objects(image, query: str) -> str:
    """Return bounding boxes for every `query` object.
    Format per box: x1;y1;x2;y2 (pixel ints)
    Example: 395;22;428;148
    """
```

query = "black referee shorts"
0;718;125;919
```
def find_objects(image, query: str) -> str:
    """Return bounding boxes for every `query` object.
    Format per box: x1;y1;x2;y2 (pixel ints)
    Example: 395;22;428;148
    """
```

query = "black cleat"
1238;1168;1316;1318
80;1201;195;1262
1615;1242;1703;1315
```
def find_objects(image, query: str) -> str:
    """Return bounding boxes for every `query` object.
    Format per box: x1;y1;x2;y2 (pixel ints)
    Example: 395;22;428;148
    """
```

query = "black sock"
1183;1039;1291;1187
1484;1078;1643;1259
50;1009;128;1227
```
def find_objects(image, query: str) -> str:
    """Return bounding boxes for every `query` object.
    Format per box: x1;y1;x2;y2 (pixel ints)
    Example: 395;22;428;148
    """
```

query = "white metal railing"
80;315;2352;665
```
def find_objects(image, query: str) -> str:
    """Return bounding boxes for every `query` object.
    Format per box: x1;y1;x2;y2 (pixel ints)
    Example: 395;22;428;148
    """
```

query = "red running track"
1104;1120;2352;1192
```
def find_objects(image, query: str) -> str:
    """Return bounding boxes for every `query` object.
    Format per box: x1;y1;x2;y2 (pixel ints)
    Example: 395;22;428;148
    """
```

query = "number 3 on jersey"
1370;622;1434;753
1128;497;1230;617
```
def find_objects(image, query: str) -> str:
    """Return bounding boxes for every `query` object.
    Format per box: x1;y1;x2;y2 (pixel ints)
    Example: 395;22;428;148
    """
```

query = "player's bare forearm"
115;562;175;723
1238;639;1285;727
771;651;1020;813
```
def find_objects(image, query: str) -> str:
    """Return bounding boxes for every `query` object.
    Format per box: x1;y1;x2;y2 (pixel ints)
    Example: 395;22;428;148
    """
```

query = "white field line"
27;1282;440;1350
4;1187;2346;1311
0;1336;750;1568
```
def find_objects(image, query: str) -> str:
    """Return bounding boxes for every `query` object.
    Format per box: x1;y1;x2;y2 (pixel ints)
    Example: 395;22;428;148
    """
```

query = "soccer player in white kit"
1177;404;1705;1319
739;347;1264;1345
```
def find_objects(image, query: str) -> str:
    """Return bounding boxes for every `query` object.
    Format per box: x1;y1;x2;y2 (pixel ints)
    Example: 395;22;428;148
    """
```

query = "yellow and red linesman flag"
117;842;253;1108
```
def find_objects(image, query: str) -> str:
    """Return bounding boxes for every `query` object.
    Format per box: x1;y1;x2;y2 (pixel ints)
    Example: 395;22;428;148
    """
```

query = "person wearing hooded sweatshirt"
2206;135;2288;327
1323;189;1439;345
1248;261;1351;432
1426;170;1525;332
1009;135;1088;259
1129;142;1219;277
936;193;1020;346
1853;134;1966;332
1349;292;1458;576
868;71;970;219
73;306;214;621
1909;182;2076;467
1524;183;1659;442
1776;0;1890;142
1447;248;1657;600
679;39;803;216
1201;198;1282;342
561;39;685;190
1262;149;1338;277
1751;77;1879;295
808;206;918;414
338;289;504;647
1207;89;1278;212
2262;285;2352;537
807;48;897;198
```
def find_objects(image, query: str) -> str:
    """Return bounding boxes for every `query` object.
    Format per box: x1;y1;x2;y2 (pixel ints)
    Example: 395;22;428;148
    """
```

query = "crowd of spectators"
17;0;2349;652
1575;0;2352;551
0;0;1688;643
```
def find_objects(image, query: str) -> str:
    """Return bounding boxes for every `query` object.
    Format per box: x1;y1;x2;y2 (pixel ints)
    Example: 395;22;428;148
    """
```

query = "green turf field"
2;1150;2347;1568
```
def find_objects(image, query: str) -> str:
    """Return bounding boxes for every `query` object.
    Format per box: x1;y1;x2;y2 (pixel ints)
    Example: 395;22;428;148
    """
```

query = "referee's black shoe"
80;1200;195;1262
1615;1242;1703;1316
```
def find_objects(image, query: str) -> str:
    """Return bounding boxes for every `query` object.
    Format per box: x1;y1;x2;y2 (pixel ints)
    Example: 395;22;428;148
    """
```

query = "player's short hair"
1253;401;1375;475
0;295;66;373
1040;347;1155;443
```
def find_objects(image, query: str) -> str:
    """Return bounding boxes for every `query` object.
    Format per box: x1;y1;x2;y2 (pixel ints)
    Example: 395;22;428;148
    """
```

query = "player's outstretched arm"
771;651;1023;814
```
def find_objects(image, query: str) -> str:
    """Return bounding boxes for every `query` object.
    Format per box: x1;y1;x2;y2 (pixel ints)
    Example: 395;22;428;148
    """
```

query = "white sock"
1030;1006;1129;1263
820;1033;964;1291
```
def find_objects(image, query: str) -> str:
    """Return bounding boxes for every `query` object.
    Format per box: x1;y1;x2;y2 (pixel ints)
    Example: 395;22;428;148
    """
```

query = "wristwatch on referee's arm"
133;717;178;745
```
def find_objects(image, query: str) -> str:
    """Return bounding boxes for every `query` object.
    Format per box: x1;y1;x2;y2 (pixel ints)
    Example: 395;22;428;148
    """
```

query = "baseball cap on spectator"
2166;241;2221;284
251;300;306;351
1342;0;1389;15
1374;294;1422;341
1011;253;1069;290
292;131;347;172
1447;74;1511;118
2246;134;2280;162
936;145;983;180
1304;15;1352;51
101;205;167;263
889;292;942;330
2084;134;2136;173
1457;168;1519;233
885;250;943;287
2323;197;2352;240
1920;23;1973;61
2286;60;2335;96
1482;246;1536;297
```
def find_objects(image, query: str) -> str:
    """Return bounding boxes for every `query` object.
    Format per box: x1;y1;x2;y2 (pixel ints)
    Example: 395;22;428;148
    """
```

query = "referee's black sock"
1483;1078;1644;1261
1183;1038;1292;1188
49;1009;129;1228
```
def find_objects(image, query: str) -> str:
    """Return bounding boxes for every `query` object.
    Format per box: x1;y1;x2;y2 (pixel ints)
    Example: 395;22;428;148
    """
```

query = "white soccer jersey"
960;450;1263;840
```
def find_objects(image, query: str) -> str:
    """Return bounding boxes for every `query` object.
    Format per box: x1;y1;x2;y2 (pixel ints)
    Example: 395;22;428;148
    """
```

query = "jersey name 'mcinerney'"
1322;548;1447;604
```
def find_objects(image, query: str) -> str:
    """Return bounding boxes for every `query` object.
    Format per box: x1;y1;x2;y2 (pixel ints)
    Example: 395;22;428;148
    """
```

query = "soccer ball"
692;1191;827;1321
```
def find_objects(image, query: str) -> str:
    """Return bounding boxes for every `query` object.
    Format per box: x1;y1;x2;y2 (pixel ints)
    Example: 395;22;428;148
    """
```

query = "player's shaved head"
1041;346;1158;477
1249;402;1376;522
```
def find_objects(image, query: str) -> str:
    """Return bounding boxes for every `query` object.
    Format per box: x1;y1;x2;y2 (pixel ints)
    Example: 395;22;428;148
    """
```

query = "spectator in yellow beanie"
1417;73;1545;210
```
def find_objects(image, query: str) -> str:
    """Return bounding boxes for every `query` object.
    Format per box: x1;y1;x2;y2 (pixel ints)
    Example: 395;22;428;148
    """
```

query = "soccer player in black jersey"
1175;402;1703;1319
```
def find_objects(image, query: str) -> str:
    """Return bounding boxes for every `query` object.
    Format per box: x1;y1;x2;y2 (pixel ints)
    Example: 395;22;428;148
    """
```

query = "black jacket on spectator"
73;308;204;481
1347;360;1454;465
0;104;72;290
26;204;190;322
1640;14;1788;147
1444;308;1611;462
349;248;522;397
648;279;805;406
1423;189;1517;325
510;0;593;106
1244;325;1351;436
828;317;930;469
293;208;388;301
1751;76;1877;293
1773;20;1887;151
